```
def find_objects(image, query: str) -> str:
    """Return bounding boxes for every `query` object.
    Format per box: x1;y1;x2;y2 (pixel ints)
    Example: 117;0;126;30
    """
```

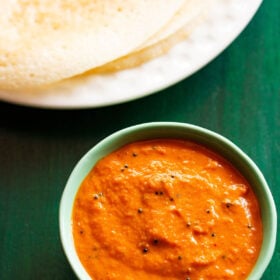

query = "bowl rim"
59;121;277;280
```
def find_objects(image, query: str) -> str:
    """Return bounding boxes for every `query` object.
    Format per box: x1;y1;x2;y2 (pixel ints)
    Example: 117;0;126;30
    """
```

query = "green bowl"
59;122;277;280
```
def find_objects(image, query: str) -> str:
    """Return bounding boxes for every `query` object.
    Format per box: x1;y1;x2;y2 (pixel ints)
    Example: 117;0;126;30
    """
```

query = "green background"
0;1;279;279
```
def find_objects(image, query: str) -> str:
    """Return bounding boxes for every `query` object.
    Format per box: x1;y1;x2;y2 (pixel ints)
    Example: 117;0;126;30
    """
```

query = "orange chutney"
72;139;262;280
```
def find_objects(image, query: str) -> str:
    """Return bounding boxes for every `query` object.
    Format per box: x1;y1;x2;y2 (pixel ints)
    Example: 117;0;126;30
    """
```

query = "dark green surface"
0;1;279;279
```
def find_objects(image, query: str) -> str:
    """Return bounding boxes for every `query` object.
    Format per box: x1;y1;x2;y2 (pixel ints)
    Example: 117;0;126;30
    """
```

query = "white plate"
0;0;262;109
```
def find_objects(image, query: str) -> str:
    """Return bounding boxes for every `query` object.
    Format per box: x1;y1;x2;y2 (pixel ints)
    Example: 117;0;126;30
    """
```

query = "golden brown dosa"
85;1;209;74
0;0;184;90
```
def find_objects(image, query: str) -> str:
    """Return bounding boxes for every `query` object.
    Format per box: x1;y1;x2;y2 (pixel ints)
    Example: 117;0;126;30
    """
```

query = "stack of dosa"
0;0;210;91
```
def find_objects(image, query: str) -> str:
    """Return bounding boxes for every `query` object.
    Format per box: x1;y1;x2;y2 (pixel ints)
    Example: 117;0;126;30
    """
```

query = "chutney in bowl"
59;122;276;280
